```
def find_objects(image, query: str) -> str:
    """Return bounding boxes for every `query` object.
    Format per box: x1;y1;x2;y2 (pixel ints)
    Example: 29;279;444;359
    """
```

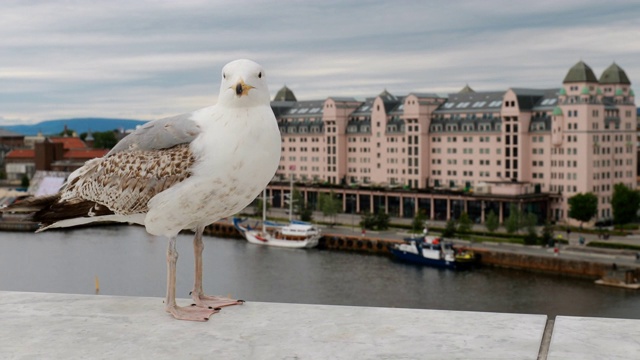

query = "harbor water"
0;225;639;319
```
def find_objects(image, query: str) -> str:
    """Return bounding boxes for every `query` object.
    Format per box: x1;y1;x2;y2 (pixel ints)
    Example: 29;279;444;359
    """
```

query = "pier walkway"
1;291;639;359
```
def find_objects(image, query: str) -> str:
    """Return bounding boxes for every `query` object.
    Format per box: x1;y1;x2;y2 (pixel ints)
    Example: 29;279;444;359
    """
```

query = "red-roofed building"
4;149;36;181
5;149;35;159
0;128;26;171
50;137;87;150
3;136;109;181
0;129;25;148
51;148;110;172
63;148;110;160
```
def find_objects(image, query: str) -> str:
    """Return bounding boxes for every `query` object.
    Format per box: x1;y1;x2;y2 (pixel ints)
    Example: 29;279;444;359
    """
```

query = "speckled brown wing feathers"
60;144;196;216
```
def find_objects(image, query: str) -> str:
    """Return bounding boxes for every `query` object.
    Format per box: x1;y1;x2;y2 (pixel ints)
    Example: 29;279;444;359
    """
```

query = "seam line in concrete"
537;318;555;360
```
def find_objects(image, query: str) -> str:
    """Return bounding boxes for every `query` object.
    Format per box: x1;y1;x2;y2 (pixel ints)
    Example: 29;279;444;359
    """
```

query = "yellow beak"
234;79;254;97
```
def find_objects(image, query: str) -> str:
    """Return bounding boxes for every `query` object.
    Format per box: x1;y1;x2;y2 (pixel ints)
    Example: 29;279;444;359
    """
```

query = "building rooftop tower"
563;61;598;83
599;63;631;85
274;85;297;102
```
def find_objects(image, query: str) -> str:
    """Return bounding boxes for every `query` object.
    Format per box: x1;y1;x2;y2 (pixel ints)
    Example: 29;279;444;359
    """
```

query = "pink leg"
191;225;244;309
165;235;218;321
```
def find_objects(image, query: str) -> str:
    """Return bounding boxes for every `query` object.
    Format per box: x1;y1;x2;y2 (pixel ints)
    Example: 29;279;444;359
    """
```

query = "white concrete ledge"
0;291;548;360
2;291;640;359
548;316;640;360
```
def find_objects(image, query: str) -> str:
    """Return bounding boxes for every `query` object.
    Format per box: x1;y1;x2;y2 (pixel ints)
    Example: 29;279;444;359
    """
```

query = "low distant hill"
1;118;148;136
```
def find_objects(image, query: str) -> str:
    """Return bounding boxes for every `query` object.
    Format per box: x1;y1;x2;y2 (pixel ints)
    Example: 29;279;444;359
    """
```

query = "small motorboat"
389;236;475;270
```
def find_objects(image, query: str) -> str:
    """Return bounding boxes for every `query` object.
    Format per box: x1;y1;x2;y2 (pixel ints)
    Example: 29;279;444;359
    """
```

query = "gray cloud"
1;0;638;123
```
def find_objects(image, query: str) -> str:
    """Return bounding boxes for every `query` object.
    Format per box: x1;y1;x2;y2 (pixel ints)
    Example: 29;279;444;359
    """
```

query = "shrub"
442;218;457;238
457;212;473;233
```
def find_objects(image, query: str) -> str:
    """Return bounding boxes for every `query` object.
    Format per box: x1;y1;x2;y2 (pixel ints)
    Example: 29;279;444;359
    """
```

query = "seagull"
3;59;282;321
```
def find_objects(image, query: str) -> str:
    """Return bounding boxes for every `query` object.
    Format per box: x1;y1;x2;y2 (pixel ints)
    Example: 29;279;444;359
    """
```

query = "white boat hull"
232;218;320;249
244;230;320;248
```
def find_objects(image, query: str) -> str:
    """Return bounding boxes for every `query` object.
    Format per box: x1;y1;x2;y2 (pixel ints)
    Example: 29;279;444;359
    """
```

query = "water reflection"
0;225;638;319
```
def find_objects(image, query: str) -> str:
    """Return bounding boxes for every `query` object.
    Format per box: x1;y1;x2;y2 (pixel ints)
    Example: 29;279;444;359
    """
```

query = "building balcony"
483;181;539;196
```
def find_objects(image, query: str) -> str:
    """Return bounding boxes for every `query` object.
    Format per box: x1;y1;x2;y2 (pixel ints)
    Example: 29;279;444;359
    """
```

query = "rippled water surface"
1;226;639;319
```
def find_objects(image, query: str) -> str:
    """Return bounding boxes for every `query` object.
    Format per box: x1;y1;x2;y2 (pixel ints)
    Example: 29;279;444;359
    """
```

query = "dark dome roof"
378;89;397;101
599;63;631;85
563;61;598;84
274;86;297;101
459;84;475;93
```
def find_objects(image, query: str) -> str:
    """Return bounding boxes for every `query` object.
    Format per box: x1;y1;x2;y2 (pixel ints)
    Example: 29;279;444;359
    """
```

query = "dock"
0;219;39;232
203;221;640;281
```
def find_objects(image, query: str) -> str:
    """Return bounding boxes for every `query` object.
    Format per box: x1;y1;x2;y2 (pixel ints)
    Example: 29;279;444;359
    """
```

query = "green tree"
318;191;340;225
59;128;74;137
360;212;376;230
485;210;499;233
20;174;30;188
611;183;640;225
299;204;314;222
523;212;538;245
542;221;554;246
568;192;598;228
291;187;304;217
411;210;428;233
442;218;457;238
457;212;473;233
359;208;389;230
93;131;118;149
317;192;324;209
254;196;270;219
374;208;390;230
505;204;522;234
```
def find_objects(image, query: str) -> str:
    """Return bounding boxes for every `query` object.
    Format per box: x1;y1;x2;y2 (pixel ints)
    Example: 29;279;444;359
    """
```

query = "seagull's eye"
258;72;262;79
223;73;226;79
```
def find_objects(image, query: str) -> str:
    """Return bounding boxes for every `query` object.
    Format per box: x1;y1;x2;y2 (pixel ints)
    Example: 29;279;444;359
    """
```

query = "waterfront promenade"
265;207;640;246
238;208;640;270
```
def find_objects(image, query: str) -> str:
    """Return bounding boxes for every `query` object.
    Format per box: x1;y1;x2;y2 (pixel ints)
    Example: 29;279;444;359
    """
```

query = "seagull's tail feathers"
2;194;116;232
34;198;116;230
1;194;59;214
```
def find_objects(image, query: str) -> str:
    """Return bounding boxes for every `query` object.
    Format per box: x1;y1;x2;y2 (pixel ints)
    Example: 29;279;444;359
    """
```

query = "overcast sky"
1;0;639;124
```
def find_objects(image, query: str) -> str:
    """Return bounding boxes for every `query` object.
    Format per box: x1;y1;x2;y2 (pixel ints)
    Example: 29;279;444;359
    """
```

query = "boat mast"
262;188;267;233
289;174;294;222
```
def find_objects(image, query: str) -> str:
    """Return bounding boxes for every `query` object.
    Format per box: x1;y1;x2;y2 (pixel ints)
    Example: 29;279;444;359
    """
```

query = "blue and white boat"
389;236;475;270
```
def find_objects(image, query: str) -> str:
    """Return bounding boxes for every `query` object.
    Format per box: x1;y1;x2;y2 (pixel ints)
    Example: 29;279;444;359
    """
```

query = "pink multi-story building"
268;62;636;225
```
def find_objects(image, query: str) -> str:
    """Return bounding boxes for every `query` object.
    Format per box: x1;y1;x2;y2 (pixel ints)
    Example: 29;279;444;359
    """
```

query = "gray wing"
108;113;202;156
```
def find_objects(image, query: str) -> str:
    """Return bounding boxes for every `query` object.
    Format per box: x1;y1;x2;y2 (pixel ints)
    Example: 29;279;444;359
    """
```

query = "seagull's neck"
193;104;270;132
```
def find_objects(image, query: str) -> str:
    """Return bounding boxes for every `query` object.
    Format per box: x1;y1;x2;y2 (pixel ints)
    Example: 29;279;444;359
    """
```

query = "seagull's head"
218;59;270;108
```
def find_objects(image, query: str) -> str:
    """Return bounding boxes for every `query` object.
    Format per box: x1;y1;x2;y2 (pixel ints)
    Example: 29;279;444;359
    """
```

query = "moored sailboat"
233;188;320;248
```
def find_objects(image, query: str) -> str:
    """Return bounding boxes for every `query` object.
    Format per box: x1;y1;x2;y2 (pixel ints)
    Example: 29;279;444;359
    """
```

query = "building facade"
3;136;109;181
269;61;636;224
0;129;25;171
